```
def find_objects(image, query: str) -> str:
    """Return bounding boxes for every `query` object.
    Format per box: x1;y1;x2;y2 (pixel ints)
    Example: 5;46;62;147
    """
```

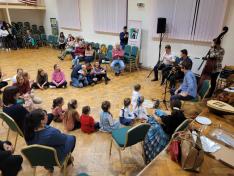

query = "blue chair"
109;123;150;170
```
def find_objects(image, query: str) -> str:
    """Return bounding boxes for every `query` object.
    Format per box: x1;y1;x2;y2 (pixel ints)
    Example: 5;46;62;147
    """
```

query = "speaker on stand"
147;17;166;78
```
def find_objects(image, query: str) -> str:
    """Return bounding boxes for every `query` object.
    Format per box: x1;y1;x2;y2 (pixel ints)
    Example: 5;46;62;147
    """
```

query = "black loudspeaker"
157;18;166;34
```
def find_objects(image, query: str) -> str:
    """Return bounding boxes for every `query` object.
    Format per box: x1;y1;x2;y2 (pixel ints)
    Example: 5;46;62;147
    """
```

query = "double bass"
198;27;229;89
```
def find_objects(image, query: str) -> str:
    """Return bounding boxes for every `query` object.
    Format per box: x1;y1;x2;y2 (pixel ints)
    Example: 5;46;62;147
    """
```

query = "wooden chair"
0;111;24;148
109;123;151;170
21;144;72;176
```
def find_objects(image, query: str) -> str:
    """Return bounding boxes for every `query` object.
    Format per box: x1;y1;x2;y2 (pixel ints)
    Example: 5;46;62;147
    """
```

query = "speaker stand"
146;33;164;78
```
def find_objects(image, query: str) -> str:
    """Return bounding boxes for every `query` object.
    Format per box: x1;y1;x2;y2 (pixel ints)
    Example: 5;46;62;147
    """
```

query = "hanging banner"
128;20;142;48
50;18;58;36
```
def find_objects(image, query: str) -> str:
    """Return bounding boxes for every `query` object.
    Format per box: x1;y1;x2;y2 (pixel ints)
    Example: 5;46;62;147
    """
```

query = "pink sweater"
112;49;124;60
52;71;65;84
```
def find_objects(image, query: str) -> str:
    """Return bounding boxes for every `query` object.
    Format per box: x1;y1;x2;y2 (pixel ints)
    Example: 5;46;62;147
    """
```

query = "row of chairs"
12;21;45;35
0;109;193;175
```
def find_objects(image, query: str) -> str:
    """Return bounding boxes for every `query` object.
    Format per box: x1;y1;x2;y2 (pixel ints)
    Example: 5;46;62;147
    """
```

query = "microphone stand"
147;33;164;78
152;70;173;110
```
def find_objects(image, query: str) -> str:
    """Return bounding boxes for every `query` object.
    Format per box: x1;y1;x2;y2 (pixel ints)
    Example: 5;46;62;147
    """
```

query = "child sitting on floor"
119;98;135;126
63;99;81;131
12;68;23;84
133;96;148;121
80;106;100;133
77;65;89;88
132;84;141;111
50;64;67;88
52;97;65;122
100;101;121;132
31;69;49;90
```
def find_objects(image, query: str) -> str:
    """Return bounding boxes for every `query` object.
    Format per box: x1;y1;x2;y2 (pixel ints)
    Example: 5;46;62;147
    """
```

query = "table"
138;109;234;176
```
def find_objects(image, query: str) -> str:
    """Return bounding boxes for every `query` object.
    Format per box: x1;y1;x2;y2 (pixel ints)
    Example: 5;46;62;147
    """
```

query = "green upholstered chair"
39;25;45;34
52;35;58;48
198;80;211;101
125;46;139;72
109;123;151;170
123;45;131;60
40;34;47;46
107;44;113;53
47;35;54;46
21;144;72;176
0;111;24;148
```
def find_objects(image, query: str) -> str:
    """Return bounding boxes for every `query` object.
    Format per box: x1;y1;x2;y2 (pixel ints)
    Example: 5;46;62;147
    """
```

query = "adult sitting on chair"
72;41;85;68
169;49;193;88
170;59;197;101
111;44;125;76
84;43;94;63
144;99;186;164
58;35;75;60
24;109;76;173
151;45;175;84
0;140;23;176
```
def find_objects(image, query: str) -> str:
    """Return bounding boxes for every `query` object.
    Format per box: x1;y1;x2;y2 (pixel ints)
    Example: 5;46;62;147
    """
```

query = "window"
93;0;127;33
152;0;228;42
57;0;81;30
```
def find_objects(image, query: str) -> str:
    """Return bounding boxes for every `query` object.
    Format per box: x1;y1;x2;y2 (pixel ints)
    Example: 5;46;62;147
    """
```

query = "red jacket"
80;114;95;133
74;47;85;56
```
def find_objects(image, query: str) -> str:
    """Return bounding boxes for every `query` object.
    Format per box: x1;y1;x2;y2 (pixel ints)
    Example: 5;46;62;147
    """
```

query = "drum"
207;100;234;115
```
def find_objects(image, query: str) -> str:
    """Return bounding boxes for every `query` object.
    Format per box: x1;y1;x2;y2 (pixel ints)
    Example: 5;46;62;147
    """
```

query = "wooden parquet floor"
0;48;166;176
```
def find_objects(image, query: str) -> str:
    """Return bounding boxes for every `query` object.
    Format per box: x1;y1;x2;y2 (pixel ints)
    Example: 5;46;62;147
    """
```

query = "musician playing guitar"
199;27;228;97
168;49;193;89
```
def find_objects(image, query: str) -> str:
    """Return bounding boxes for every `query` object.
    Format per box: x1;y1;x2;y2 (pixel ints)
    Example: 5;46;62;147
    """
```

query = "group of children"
50;83;148;134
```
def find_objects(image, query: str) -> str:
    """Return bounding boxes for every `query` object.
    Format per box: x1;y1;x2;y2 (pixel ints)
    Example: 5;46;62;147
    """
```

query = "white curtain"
93;0;127;33
57;0;81;30
153;0;196;40
152;0;227;41
193;0;228;41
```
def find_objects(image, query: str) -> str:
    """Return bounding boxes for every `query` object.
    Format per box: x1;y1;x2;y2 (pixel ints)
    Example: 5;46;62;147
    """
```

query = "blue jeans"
170;89;194;101
85;56;94;63
111;60;125;73
71;77;88;88
72;56;80;66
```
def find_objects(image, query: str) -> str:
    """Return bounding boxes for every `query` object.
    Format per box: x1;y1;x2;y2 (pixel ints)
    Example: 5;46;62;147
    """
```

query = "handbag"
180;130;204;172
167;139;181;163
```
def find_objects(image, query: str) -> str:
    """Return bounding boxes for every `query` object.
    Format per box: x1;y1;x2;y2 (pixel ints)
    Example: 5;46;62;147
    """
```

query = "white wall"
9;9;44;26
43;0;58;35
43;0;234;67
222;0;234;66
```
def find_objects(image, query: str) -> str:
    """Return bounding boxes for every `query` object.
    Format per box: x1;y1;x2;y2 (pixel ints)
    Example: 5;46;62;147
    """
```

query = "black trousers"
2;36;11;49
0;81;8;89
96;73;108;81
31;82;50;89
0;155;23;176
207;72;220;98
168;70;184;88
153;63;172;83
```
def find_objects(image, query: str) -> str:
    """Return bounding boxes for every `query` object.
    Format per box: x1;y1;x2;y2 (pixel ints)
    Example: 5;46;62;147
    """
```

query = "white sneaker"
49;85;56;89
